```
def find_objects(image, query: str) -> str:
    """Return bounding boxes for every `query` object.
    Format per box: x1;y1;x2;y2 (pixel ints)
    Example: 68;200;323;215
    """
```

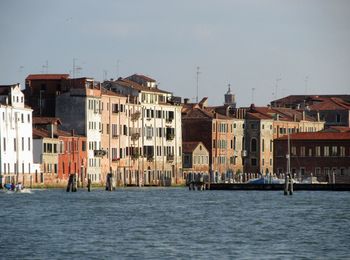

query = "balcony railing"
131;111;141;121
131;152;140;160
166;118;173;123
147;155;154;162
166;154;174;162
166;133;175;141
131;133;140;141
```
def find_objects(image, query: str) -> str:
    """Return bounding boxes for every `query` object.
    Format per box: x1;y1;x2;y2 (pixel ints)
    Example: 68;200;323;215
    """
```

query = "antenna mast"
196;66;201;103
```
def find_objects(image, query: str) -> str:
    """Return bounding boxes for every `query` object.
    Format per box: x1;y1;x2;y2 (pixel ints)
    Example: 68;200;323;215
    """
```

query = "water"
0;188;349;259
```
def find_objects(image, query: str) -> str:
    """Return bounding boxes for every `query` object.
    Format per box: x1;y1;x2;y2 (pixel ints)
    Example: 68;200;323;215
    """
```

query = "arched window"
251;138;257;152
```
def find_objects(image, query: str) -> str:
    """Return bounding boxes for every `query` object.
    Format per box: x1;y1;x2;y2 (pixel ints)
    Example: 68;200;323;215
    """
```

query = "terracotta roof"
309;97;350;110
26;74;70;81
33;117;62;125
322;126;350;133
246;105;317;122
33;127;84;138
183;141;208;153
276;131;350;140
127;74;156;82
33;128;52;139
111;78;171;94
101;87;126;97
271;95;350;106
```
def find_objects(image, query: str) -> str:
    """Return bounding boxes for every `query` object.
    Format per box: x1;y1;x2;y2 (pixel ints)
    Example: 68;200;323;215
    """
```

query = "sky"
0;0;349;107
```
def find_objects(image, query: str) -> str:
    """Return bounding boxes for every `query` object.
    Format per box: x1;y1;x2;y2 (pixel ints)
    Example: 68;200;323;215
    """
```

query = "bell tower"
224;84;236;108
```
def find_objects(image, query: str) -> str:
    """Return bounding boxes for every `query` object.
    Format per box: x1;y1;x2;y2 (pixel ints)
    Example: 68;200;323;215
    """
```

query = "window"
270;140;273;152
324;146;329;157
300;146;305;157
28;137;31;151
291;146;296;156
82;141;86;151
340;146;345;157
251;138;257;152
331;146;337;156
251;158;257;166
336;114;341;123
14;138;16;151
262;139;265;152
315;168;321;175
316;146;321;156
3;138;6;151
233;137;236;150
308;148;312;156
21;137;24;151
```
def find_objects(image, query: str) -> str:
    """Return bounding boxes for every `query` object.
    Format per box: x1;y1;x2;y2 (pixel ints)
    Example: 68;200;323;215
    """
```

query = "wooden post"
284;174;289;196
289;173;293;195
87;178;91;192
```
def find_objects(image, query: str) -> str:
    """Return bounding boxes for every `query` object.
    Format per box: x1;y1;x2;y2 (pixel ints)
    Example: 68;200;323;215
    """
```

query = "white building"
0;84;33;185
56;78;102;183
103;74;183;185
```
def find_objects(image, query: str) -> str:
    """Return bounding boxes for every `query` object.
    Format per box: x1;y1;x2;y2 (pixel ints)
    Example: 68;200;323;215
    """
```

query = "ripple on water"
0;188;349;259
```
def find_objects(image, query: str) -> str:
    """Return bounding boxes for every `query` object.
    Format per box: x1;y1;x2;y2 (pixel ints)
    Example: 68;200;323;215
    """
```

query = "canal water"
1;188;349;259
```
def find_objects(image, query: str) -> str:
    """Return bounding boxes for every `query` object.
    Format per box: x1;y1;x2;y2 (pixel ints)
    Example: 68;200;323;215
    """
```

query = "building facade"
182;98;244;182
25;74;70;116
182;141;210;182
274;132;350;183
56;78;102;183
103;74;183;185
0;84;34;186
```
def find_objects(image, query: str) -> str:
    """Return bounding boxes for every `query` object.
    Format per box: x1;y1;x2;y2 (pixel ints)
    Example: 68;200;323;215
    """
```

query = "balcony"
94;150;107;157
112;134;119;139
131;133;140;141
131;111;141;121
147;155;154;162
112;109;119;114
166;117;173;123
166;154;174;162
131;151;140;160
166;133;175;141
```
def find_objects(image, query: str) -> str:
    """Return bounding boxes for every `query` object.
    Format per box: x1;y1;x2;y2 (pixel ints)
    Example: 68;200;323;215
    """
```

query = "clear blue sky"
1;0;349;106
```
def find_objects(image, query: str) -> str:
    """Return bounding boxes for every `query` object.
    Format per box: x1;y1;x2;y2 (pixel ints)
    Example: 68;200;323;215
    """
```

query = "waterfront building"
33;117;87;184
25;74;70;116
271;95;350;127
274;131;350;183
100;88;143;186
182;141;210;182
182;98;244;182
0;84;34;186
103;74;183;185
55;78;102;183
235;104;325;174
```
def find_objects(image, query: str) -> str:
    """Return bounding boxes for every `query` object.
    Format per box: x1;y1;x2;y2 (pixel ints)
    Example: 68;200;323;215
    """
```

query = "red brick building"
274;131;350;183
32;117;87;185
25;74;70;117
57;131;87;183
